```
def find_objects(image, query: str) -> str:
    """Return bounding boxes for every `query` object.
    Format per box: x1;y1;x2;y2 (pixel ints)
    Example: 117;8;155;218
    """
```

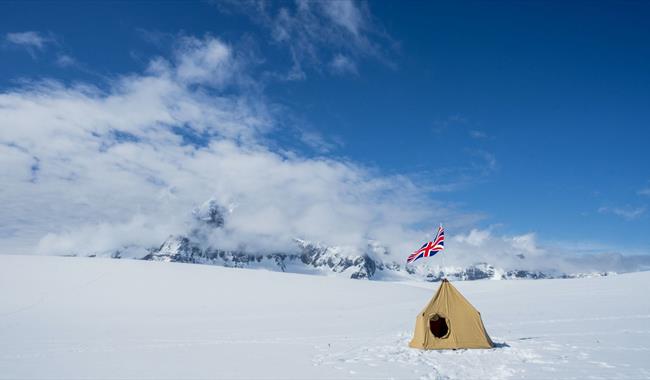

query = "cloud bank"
4;31;56;59
0;35;465;258
5;31;51;50
598;206;646;221
1;32;647;274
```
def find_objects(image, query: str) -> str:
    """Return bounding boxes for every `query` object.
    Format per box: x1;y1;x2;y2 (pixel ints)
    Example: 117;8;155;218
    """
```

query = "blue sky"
1;1;649;261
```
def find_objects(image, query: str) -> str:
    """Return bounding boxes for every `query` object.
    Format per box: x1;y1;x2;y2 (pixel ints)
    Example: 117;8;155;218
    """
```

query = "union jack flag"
407;225;445;264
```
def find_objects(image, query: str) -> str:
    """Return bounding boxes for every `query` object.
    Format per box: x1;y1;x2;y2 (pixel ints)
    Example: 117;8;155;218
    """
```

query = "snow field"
0;255;648;379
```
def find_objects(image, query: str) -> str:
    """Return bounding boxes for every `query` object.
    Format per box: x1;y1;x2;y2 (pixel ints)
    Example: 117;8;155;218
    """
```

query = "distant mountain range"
138;233;611;281
72;198;621;281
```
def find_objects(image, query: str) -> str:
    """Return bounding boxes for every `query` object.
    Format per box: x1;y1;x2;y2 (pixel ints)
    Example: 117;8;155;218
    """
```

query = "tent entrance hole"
429;314;449;338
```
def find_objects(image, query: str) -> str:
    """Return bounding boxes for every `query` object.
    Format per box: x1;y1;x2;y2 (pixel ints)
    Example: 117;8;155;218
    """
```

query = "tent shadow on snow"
409;279;499;350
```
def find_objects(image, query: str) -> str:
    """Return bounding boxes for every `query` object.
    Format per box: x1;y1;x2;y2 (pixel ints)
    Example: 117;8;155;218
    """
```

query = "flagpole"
440;223;446;280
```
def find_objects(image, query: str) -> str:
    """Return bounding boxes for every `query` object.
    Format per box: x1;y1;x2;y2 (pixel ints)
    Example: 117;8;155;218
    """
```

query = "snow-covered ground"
1;255;649;379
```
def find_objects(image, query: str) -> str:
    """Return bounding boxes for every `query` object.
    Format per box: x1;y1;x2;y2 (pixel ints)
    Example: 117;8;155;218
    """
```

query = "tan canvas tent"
409;279;494;349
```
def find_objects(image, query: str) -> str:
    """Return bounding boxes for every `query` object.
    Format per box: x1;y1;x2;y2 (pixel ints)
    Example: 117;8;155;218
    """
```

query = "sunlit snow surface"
1;255;649;379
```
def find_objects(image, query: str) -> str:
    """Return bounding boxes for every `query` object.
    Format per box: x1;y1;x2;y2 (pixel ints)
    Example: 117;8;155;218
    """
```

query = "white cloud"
469;129;488;139
318;0;364;36
508;233;540;254
432;114;467;134
449;230;544;269
0;35;476;257
638;187;650;196
598;206;646;221
55;54;76;67
173;36;235;87
455;228;490;246
470;149;498;175
5;31;51;50
447;228;649;274
329;54;358;75
218;0;391;79
298;129;340;153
